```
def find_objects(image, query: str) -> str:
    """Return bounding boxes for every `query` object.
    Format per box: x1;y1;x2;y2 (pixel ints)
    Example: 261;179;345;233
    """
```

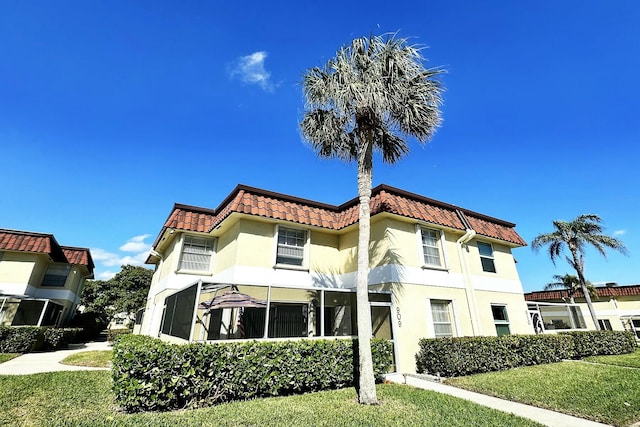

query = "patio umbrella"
199;289;267;310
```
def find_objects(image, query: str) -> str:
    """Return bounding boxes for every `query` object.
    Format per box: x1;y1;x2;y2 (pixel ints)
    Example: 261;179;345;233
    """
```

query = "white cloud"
96;270;118;280
120;234;152;253
91;248;123;267
229;51;275;92
92;234;153;278
614;229;626;236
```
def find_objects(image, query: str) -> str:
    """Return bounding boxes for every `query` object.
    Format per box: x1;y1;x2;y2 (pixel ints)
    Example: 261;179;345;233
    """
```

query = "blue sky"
1;1;637;290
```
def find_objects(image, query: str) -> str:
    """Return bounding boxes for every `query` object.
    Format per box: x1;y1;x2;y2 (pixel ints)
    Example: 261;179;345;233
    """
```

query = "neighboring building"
0;229;94;327
525;284;640;338
139;184;532;373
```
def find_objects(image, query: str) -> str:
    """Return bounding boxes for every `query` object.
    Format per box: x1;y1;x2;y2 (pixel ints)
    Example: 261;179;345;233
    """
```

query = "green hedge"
107;328;132;343
416;334;574;377
0;326;44;353
416;331;637;377
43;328;83;350
112;335;393;412
0;326;83;353
561;330;636;357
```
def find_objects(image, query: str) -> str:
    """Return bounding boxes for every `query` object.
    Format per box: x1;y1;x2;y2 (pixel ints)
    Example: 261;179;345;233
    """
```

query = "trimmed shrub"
112;335;393;412
0;326;44;353
562;330;636;357
416;334;573;377
43;328;83;350
107;328;132;344
416;331;637;377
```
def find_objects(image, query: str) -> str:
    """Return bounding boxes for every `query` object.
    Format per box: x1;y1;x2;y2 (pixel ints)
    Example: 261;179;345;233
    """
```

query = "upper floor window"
42;264;71;287
420;227;445;268
478;242;496;273
276;227;307;267
179;236;215;272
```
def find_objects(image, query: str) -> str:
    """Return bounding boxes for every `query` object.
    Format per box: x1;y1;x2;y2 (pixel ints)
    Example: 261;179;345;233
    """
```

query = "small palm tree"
300;33;444;404
544;273;595;303
532;214;627;330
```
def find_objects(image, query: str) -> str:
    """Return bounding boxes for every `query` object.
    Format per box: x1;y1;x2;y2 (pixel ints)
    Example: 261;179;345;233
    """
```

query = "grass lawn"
0;354;20;364
61;350;112;368
585;348;640;368
0;371;542;427
446;360;640;427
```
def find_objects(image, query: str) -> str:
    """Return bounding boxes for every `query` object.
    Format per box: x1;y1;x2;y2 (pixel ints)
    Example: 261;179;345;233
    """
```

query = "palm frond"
300;33;445;165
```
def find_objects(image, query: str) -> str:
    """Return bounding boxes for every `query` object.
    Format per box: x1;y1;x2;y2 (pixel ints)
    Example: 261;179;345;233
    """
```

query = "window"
268;303;308;338
276;227;306;267
430;300;455;338
421;228;444;267
598;319;613;331
42;264;70;286
478;242;496;273
161;284;198;340
632;319;640;339
179;236;215;272
491;305;510;336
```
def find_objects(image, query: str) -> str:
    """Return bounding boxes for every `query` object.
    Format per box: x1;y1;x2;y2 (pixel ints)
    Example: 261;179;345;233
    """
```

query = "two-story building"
139;184;532;373
0;229;94;327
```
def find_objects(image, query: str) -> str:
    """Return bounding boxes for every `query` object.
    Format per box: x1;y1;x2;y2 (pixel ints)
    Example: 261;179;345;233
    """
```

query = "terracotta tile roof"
151;184;526;252
0;229;94;274
165;205;217;232
525;284;640;301
61;247;95;272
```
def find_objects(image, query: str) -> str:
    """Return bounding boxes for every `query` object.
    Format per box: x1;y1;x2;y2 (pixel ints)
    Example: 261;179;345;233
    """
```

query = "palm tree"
532;214;627;330
544;273;595;303
300;33;444;404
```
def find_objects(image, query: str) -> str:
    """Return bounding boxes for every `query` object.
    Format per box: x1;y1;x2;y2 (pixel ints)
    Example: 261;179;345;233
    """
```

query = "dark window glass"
161;285;197;340
478;242;496;273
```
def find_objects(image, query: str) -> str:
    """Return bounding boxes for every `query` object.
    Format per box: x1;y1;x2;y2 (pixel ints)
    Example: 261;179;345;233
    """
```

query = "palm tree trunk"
355;141;377;405
571;248;600;330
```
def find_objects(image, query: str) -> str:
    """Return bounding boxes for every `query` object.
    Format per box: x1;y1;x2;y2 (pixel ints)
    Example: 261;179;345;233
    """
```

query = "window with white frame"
478;242;496;273
276;227;306;267
178;236;215;272
430;300;455;338
491;304;510;336
598;319;613;331
421;227;445;268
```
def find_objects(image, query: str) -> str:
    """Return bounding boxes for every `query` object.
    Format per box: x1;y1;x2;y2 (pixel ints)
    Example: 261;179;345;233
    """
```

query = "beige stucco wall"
214;221;240;273
309;231;340;274
0;252;39;287
235;220;273;267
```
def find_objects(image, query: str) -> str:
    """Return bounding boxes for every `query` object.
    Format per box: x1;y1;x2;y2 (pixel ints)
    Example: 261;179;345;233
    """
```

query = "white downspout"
457;229;482;335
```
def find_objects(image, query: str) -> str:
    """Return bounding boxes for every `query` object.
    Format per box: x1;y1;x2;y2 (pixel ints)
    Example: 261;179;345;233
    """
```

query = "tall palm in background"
532;214;627;330
300;34;444;404
544;273;595;303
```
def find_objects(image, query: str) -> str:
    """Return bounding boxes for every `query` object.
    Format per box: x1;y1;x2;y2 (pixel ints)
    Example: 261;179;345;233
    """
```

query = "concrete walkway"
384;373;612;427
0;340;112;375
